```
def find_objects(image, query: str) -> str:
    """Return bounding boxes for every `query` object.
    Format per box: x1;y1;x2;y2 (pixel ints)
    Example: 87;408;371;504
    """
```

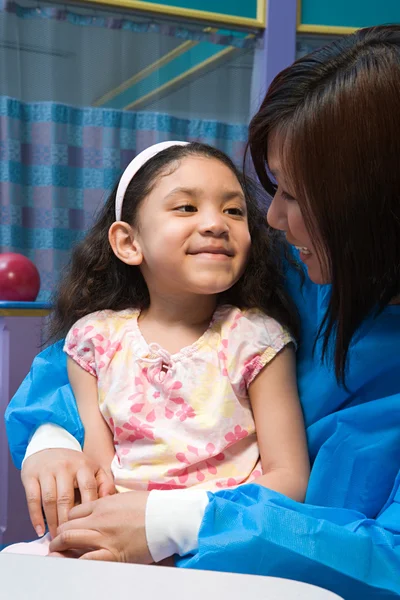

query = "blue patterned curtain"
0;97;248;300
0;0;256;301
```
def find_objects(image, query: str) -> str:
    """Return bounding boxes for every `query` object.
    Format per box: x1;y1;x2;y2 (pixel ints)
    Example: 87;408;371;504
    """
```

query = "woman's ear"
108;222;143;265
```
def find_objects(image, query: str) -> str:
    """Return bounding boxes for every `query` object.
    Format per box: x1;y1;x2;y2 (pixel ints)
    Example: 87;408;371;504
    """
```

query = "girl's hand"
21;449;116;539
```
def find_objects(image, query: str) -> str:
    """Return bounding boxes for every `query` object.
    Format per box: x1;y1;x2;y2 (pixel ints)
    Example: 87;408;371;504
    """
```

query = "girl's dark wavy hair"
48;142;299;342
248;25;400;384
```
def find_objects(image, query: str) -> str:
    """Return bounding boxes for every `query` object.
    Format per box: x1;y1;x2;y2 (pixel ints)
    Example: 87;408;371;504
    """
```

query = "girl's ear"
108;222;143;265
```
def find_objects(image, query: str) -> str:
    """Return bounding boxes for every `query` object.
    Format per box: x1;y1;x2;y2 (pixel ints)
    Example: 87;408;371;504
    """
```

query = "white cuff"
22;423;82;466
145;489;209;563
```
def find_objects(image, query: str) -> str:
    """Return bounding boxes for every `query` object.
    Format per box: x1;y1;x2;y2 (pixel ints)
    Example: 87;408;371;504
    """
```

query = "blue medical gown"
176;267;400;597
5;261;400;597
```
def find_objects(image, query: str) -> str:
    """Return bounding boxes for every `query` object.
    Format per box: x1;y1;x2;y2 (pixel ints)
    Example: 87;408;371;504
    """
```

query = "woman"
5;25;400;598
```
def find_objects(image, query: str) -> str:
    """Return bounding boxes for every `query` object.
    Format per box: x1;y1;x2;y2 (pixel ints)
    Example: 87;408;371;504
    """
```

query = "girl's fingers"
80;549;115;561
96;468;117;498
48;549;87;559
22;476;46;538
49;528;102;553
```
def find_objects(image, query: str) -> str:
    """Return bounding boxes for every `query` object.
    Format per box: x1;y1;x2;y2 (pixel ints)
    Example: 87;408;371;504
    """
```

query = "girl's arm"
249;345;310;501
67;357;116;485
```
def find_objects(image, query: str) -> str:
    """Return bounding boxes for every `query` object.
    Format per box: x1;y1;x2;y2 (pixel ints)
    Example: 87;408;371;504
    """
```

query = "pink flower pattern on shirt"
64;305;293;492
126;374;196;424
225;425;249;444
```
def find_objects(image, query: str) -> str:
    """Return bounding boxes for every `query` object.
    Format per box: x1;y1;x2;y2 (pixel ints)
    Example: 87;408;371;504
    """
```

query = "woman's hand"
48;491;153;564
21;449;116;539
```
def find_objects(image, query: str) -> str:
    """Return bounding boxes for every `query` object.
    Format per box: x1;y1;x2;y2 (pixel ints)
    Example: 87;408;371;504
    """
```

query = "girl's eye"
175;204;197;213
224;207;245;216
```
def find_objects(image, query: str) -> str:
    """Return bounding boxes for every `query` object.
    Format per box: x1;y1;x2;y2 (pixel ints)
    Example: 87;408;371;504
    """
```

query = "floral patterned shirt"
64;305;293;492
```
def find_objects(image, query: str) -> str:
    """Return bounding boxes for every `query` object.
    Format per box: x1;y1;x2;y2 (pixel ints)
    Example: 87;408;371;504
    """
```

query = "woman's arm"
5;342;114;538
5;341;84;469
249;346;310;501
67;357;116;480
24;358;116;538
21;448;112;539
48;476;400;597
177;483;400;598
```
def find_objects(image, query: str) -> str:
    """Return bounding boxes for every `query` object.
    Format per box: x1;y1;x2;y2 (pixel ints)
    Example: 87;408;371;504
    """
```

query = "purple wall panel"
265;0;298;89
0;319;10;546
250;0;297;116
2;316;45;545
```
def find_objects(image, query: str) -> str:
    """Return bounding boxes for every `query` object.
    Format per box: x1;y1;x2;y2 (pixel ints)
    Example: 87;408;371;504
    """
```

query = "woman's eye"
224;207;245;216
175;204;197;212
281;191;296;202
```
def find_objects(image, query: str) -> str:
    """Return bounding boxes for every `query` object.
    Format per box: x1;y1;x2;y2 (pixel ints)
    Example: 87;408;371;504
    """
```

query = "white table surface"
0;553;343;600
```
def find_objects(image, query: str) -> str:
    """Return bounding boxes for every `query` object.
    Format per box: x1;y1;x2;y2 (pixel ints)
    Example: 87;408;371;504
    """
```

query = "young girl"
4;140;309;555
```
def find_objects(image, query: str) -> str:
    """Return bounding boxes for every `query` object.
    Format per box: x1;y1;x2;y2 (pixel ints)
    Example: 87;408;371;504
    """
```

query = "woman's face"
266;134;329;285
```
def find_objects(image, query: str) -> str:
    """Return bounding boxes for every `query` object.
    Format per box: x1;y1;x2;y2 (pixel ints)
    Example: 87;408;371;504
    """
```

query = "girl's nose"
198;211;229;237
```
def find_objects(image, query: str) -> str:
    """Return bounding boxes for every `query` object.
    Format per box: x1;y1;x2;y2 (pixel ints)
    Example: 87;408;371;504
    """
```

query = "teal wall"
301;0;400;29
136;0;258;20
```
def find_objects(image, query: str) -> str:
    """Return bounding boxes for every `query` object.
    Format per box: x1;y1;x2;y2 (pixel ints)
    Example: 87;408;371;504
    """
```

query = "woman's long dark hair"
48;142;299;342
248;25;400;384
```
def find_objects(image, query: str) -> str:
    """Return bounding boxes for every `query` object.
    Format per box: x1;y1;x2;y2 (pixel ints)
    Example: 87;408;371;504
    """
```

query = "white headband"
115;140;189;221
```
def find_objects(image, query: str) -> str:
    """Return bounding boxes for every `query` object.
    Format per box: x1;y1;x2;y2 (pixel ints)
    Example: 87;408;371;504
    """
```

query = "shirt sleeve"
22;423;82;466
146;490;209;563
63;313;103;377
225;309;294;392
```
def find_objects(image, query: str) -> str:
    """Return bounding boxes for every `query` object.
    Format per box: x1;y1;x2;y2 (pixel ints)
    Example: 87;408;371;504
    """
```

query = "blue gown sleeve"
176;481;400;599
4;341;84;469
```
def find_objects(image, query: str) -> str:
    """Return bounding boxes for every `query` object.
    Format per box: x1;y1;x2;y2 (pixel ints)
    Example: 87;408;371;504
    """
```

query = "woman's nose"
267;194;288;232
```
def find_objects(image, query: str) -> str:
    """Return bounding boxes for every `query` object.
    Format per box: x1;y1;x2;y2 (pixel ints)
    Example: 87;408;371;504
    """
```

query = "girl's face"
131;155;251;298
266;134;329;285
